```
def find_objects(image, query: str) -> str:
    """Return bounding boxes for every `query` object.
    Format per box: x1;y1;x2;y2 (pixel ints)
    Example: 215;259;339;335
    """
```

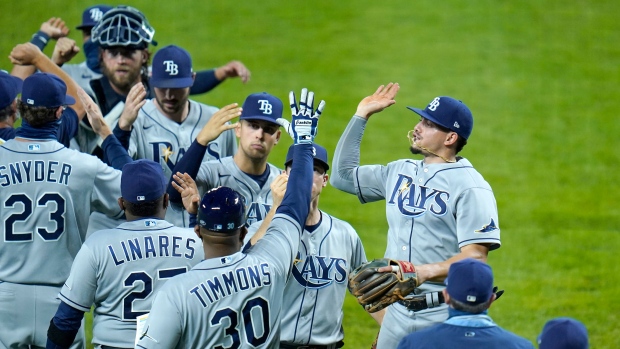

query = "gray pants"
376;302;448;349
0;282;85;349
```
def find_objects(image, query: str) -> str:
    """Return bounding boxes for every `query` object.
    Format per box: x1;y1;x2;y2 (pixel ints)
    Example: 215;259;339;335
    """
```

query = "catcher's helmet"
198;187;246;233
91;5;156;49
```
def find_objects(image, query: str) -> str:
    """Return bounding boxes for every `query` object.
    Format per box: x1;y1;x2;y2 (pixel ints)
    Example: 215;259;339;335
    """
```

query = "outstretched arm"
9;42;85;119
330;83;399;194
249;173;288;245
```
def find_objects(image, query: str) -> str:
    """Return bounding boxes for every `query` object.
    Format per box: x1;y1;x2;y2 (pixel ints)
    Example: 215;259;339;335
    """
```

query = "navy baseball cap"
285;143;329;171
407;96;474;140
198;187;246;233
240;92;283;124
445;258;493;306
76;5;113;30
0;71;23;109
21;73;75;108
121;159;167;204
538;317;589;349
150;45;194;89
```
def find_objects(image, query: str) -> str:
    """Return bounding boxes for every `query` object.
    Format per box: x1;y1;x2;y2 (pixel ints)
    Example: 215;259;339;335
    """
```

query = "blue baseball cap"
407;96;474;140
77;5;113;30
0;71;23;109
445;258;493;306
121;159;167;204
240;92;283;124
150;45;194;89
285;143;329;171
538;317;589;349
21;73;75;108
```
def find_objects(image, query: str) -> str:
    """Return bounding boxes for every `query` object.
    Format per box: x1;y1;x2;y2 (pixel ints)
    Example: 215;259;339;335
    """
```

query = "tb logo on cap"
428;97;441;111
258;100;272;114
89;8;104;21
163;60;179;76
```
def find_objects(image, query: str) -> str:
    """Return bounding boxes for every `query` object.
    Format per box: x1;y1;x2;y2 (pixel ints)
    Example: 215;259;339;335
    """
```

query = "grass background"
1;0;619;347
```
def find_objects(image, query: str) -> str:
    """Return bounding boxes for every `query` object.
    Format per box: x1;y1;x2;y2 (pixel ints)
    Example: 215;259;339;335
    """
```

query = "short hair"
123;196;163;217
429;119;468;154
450;297;492;314
17;100;57;127
0;104;13;122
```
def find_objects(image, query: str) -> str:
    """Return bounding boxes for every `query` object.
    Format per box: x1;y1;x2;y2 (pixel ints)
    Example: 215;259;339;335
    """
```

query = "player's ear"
194;226;202;240
55;106;63;119
323;173;329;187
442;289;451;305
444;132;458;147
274;129;281;144
191;72;197;83
162;193;169;210
141;49;150;64
234;121;242;137
117;197;125;211
239;226;248;244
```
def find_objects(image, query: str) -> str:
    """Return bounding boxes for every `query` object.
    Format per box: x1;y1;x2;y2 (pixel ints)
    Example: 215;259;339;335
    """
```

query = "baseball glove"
348;258;419;313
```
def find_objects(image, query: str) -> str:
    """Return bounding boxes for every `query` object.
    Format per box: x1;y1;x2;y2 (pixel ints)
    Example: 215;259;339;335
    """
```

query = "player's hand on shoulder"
52;37;80;66
277;88;325;144
215;60;251;84
9;43;43;66
118;82;147;131
78;88;112;138
40;17;70;40
270;172;289;209
196;103;242;146
355;83;399;119
171;172;200;214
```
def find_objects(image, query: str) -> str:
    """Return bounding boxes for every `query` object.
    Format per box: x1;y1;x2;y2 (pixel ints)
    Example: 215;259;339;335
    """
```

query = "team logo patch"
475;218;498;233
258;99;272;114
163;60;179;75
144;220;157;227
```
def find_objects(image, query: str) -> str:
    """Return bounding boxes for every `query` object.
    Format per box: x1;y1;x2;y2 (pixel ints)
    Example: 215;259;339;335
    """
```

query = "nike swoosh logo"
143;124;154;130
81;74;92;79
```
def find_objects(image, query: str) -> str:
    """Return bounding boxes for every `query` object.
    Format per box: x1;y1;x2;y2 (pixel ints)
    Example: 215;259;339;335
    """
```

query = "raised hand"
78;89;112;139
52;37;80;66
118;83;147;131
277;88;325;144
355;83;400;119
9;43;43;66
171;172;200;215
215;60;251;84
40;17;70;39
196;103;242;146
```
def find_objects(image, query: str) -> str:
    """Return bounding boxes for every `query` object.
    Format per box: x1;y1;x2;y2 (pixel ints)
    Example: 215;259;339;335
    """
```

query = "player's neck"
157;101;190;124
305;200;321;226
234;153;267;175
204;243;240;259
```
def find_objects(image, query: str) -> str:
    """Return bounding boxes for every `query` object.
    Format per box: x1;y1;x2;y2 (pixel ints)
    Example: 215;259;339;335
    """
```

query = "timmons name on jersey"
0;160;72;187
107;235;197;266
291;253;347;289
387;174;450;217
189;263;272;308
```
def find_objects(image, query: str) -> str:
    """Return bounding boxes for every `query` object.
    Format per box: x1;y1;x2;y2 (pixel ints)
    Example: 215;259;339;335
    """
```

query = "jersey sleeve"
350;232;368;270
136;288;182;349
90;161;124;218
59;244;98;312
196;161;216;193
455;187;501;250
353;164;390;203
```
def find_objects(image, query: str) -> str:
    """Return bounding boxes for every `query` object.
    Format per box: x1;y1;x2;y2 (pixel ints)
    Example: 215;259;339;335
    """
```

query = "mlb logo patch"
28;144;41;151
145;220;157;227
467;295;477;302
137;196;146;201
27;99;34;105
215;224;223;230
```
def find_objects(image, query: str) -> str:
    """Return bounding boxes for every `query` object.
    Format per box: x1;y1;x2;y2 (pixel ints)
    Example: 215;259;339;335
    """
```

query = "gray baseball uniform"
126;99;237;227
331;116;501;348
196;157;281;227
245;211;367;345
0;139;123;348
59;219;204;348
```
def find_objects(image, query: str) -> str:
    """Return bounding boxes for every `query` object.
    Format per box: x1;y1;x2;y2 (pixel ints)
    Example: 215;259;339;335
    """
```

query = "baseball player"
330;83;501;348
243;143;379;348
110;44;237;227
45;160;204;349
0;71;22;141
167;91;284;227
135;88;322;349
0;73;123;349
397;259;534;349
8;42;89;147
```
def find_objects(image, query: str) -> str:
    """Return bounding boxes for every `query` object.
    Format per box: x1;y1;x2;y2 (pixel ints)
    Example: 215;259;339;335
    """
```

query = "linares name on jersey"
0;159;72;187
107;231;197;266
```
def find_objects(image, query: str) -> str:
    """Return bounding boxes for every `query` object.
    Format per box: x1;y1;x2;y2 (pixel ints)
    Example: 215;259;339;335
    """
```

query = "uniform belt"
99;346;132;349
398;291;445;312
280;340;344;349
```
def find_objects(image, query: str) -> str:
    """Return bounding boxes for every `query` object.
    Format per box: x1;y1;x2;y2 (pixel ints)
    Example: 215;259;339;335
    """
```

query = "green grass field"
2;0;619;347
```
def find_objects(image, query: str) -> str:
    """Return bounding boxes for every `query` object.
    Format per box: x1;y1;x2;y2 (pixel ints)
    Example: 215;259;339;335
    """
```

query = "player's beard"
409;145;423;155
102;64;142;95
